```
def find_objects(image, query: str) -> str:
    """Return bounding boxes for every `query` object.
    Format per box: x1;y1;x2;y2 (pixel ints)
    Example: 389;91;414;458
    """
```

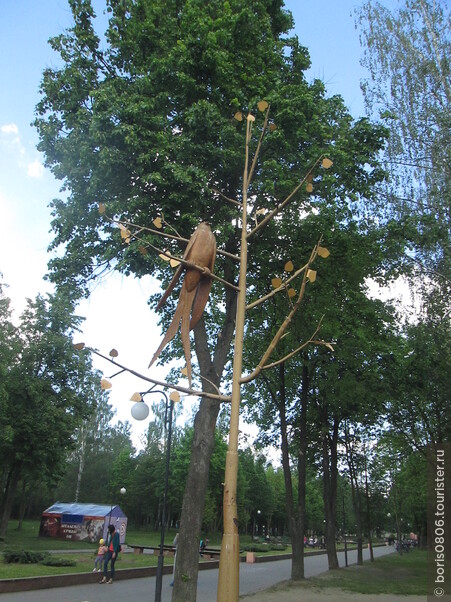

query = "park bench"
128;544;176;556
200;547;221;560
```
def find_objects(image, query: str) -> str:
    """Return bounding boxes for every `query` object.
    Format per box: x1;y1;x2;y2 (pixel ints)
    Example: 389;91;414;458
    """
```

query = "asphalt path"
0;545;395;602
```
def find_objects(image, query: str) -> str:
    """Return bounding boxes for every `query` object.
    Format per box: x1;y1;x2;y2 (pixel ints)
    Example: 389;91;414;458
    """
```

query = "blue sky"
0;0;392;444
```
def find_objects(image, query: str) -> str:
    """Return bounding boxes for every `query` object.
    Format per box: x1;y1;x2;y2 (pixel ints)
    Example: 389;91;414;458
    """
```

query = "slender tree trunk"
345;427;363;565
75;426;87;502
354;493;363;565
17;480;27;531
364;458;374;562
273;362;308;581
293;363;309;581
0;462;22;539
321;408;339;570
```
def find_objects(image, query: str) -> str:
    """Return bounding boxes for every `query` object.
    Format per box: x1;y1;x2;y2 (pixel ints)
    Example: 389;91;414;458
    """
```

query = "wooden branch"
261;321;326;370
247;154;326;239
240;242;320;384
143;240;240;292
246;259;310;310
89;347;232;403
104;213;240;262
245;106;270;189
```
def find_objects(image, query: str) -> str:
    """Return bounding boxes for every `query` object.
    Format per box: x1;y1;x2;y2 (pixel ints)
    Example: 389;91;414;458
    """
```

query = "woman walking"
99;524;120;584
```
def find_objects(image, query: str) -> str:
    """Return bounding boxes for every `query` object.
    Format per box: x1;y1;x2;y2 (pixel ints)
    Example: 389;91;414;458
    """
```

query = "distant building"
39;502;127;543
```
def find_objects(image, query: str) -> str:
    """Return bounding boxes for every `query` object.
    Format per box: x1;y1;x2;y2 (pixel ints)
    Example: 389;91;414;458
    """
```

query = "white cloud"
1;123;19;135
27;159;45;178
1;122;24;156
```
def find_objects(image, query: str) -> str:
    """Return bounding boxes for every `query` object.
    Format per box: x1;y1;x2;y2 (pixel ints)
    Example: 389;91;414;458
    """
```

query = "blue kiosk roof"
43;502;125;518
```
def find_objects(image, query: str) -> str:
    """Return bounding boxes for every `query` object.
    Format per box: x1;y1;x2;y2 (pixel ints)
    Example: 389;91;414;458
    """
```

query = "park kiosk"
39;502;127;543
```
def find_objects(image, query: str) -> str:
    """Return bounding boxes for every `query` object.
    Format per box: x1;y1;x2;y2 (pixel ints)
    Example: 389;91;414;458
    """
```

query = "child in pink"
93;538;106;571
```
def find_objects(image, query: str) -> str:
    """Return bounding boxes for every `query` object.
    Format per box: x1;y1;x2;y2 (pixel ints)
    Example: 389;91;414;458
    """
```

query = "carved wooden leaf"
317;246;330;258
170;258;180;268
306;269;317;283
247;114;255;122
100;379;112;390
271;277;282;289
288;288;296;298
73;342;85;350
159;252;171;261
170;391;181;402
109;348;118;358
322;157;333;169
181;366;189;376
234;111;243;121
269;123;277;132
257;100;269;112
284;261;294;272
130;392;142;402
153;216;163;229
98;203;106;214
306;183;313;193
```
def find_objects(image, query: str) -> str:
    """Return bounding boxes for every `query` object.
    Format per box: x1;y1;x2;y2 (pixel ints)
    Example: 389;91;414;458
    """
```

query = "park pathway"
0;545;395;602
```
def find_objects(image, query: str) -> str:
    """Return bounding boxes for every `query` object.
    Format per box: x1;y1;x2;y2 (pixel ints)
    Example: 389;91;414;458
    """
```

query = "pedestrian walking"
99;524;121;584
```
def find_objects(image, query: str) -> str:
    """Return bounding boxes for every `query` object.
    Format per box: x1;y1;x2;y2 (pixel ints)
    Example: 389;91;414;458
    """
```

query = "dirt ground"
239;581;426;601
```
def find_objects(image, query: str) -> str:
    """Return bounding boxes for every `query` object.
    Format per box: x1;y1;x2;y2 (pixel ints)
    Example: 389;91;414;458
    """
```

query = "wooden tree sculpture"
84;101;333;602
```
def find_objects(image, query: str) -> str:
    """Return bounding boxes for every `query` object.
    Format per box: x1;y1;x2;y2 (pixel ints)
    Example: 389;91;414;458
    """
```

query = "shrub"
242;543;270;552
242;542;288;553
3;549;47;564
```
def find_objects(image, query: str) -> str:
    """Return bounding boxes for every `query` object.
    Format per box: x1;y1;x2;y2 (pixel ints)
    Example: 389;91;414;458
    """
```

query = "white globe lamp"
131;401;149;421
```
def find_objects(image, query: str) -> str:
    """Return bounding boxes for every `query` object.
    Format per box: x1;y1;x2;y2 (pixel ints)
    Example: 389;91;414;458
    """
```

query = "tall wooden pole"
216;117;252;602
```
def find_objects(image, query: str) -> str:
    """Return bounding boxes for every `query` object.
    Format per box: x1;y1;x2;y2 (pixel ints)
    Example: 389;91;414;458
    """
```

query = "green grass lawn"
241;550;428;599
308;549;428;595
0;520;173;580
0;550;160;579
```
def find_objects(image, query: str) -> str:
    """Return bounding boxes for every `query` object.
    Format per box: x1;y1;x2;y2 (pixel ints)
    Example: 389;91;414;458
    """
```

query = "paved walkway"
0;546;395;601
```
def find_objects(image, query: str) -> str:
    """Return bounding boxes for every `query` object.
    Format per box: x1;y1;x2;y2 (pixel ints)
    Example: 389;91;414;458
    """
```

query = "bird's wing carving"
149;222;216;385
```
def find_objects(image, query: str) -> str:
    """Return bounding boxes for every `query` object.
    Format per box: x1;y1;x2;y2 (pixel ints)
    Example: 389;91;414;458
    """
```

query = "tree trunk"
345;427;363;565
75;426;87;502
293;363;309;580
274;362;307;581
172;396;220;601
355;501;363;565
0;462;22;539
364;459;374;562
17;480;27;531
172;311;234;602
321;409;339;570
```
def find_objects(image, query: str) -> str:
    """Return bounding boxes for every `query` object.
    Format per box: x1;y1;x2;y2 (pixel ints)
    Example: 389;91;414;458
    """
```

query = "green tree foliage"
242;208;398;575
0;288;96;537
387;320;451;449
356;0;451;315
54;397;133;508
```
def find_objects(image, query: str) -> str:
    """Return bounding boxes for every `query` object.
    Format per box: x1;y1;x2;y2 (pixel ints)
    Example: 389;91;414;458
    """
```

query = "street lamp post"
130;386;174;602
108;486;126;529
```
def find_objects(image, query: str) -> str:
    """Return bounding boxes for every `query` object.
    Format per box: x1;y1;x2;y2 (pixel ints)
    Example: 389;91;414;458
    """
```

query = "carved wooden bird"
149;222;216;386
